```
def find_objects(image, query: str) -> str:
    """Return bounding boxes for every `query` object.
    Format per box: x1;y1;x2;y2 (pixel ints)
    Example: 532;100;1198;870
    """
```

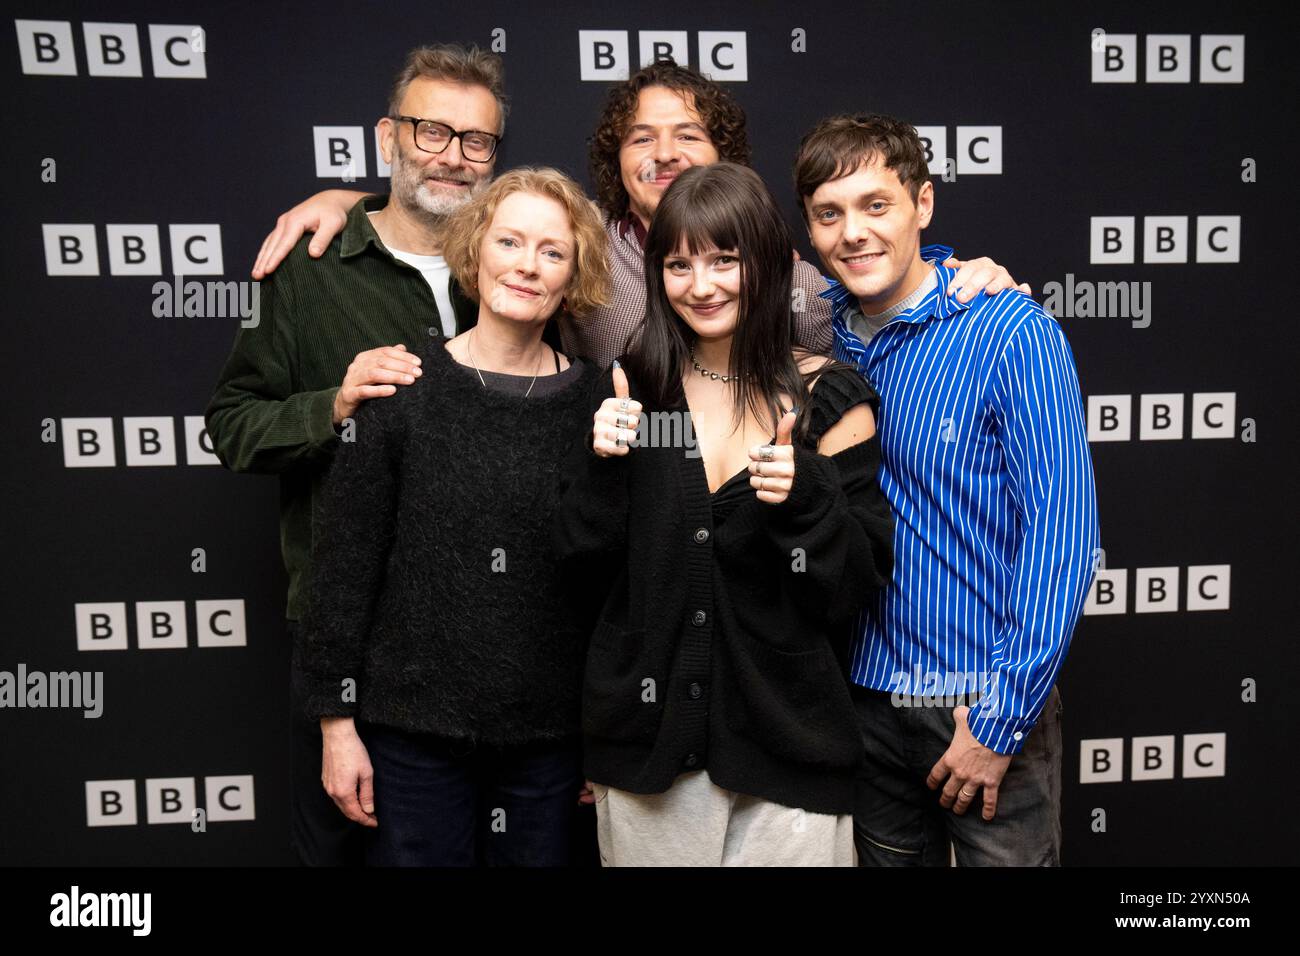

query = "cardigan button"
693;528;709;544
688;682;703;700
684;753;699;768
427;325;437;337
691;610;707;627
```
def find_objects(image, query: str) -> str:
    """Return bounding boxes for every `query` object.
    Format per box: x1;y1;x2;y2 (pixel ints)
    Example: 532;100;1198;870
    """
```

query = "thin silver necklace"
467;327;546;397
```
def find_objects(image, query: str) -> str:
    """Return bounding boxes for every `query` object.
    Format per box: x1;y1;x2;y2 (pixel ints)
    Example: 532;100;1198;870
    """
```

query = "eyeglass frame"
390;115;502;162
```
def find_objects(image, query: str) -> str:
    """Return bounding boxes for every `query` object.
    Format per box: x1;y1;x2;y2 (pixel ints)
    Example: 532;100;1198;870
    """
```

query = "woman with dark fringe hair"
555;162;895;865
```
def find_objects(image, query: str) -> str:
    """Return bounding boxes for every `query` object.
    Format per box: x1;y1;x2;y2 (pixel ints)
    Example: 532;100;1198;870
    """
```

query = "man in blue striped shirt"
793;114;1099;866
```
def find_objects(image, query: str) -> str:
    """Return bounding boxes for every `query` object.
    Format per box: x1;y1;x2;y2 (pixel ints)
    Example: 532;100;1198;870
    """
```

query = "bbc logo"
1091;34;1243;84
59;417;217;467
74;600;248;651
86;776;255;826
578;30;747;81
312;126;392;180
42;225;224;277
1090;216;1240;264
1083;566;1230;615
14;20;205;78
915;126;1003;176
1080;735;1226;783
1086;393;1236;442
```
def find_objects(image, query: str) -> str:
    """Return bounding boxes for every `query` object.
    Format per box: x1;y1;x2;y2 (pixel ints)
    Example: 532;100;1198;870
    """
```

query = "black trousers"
288;621;365;867
359;722;583;866
851;684;1064;866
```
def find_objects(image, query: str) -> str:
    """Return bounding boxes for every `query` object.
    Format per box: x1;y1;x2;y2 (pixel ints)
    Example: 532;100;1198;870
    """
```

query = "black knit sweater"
552;362;895;815
298;339;599;745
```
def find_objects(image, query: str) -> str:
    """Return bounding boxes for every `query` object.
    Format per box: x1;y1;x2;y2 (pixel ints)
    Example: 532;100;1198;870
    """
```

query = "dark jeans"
852;683;1063;867
289;623;365;867
358;721;583;867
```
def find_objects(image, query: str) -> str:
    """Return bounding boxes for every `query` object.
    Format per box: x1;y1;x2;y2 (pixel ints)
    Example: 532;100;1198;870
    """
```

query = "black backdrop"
2;0;1295;866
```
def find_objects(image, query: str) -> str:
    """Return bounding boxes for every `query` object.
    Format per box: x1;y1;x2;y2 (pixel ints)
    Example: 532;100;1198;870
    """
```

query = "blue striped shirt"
824;250;1099;754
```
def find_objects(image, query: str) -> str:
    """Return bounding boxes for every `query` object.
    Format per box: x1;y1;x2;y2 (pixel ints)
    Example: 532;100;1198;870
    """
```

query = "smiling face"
619;86;720;228
662;241;742;342
804;156;934;313
381;77;499;219
478;191;575;324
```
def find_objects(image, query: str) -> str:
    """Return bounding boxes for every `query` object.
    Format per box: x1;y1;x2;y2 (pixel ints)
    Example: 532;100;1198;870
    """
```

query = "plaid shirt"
560;214;835;368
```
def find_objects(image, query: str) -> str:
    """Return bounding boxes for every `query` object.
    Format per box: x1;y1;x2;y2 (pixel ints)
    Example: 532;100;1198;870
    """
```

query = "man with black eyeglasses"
204;43;507;866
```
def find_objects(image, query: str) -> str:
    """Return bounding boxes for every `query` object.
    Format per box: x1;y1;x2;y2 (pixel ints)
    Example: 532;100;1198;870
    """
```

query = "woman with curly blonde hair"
298;167;611;866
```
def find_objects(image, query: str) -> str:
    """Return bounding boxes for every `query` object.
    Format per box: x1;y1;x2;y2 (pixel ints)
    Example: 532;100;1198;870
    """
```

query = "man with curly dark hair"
252;59;1025;370
587;60;751;226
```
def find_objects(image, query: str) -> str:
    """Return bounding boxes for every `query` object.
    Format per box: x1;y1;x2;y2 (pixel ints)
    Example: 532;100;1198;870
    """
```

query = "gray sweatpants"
593;770;854;866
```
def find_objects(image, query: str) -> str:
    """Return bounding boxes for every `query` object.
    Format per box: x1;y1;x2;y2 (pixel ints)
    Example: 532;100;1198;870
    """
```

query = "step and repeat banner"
2;0;1293;865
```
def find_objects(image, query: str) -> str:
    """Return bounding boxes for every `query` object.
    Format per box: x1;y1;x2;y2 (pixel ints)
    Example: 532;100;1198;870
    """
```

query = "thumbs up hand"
748;408;797;504
593;361;642;458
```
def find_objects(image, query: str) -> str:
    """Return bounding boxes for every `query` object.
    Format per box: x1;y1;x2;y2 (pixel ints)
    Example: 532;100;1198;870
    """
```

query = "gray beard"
390;146;480;225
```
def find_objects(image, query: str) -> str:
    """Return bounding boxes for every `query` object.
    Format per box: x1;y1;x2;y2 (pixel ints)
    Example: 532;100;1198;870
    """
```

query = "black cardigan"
298;340;599;745
552;362;894;814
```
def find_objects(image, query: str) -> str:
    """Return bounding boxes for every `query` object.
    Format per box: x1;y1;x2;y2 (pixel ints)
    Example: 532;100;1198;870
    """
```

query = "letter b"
16;21;78;75
1146;35;1191;83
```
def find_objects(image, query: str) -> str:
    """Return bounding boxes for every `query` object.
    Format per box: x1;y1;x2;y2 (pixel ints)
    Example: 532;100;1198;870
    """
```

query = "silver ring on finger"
616;414;630;428
760;445;776;462
619;398;630;411
960;788;975;798
615;430;626;448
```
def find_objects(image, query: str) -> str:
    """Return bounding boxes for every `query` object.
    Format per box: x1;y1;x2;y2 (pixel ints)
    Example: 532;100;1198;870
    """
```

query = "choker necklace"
467;327;545;397
690;346;748;383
